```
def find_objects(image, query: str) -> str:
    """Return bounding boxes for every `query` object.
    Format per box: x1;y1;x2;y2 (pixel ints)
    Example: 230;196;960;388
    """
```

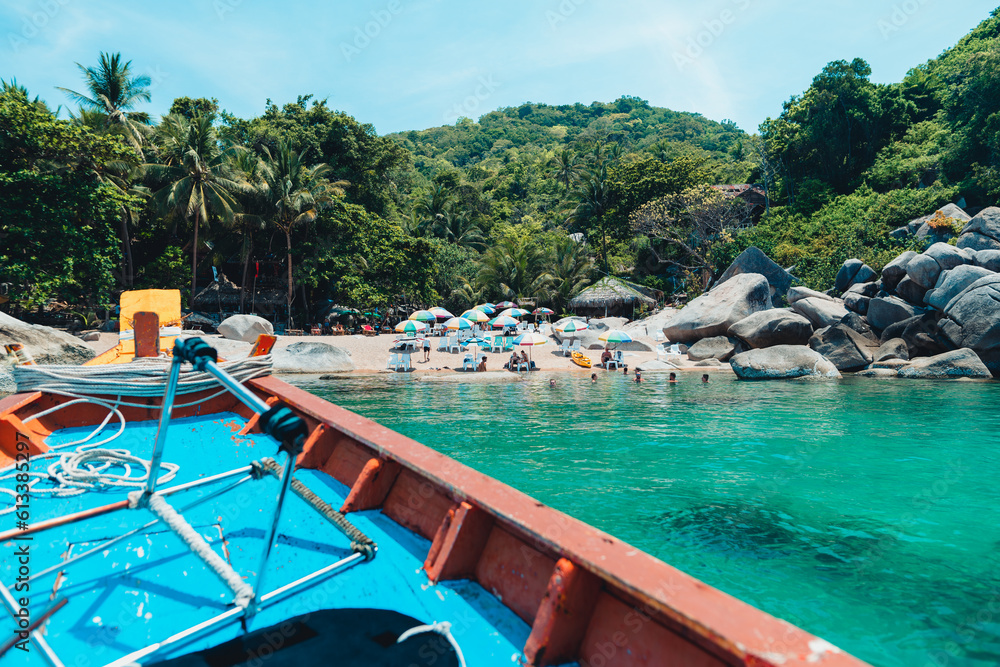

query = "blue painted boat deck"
2;413;530;665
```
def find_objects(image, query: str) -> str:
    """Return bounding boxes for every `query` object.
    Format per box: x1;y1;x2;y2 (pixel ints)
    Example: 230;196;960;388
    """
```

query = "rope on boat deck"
256;457;377;560
128;489;254;609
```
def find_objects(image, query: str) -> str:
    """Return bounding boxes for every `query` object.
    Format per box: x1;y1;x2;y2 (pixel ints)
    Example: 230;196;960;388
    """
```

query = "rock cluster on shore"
658;204;1000;381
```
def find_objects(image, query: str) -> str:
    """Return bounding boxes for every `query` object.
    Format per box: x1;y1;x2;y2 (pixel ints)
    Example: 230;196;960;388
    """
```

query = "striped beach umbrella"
444;317;474;330
408;309;437;322
511;331;548;369
495;300;516;309
500;307;530;318
395;320;429;334
555;320;590;334
460;309;490;323
598;329;633;344
473;303;496;315
488;315;519;329
533;307;554;316
429;307;453;319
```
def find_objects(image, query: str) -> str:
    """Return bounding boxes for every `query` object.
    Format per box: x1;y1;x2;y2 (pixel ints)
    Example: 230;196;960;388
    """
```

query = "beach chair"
502;337;515;352
386;353;399;371
436;336;449;351
489;337;503;353
398;353;412;371
517;359;530;372
653;330;665;342
447;336;461;353
570;340;582;355
655;343;667;361
560;340;571;357
461;352;475;371
361;325;376;337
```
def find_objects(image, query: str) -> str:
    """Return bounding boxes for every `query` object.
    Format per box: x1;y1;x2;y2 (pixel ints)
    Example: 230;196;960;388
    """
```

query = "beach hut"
568;276;659;319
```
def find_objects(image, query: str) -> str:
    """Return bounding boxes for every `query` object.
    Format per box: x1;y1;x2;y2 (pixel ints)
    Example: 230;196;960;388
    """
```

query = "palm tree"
259;142;347;322
567;167;612;274
413;183;455;235
538;236;594;312
228;149;269;312
549;149;582;195
435;210;485;250
57;52;152;156
476;237;545;302
145;114;245;300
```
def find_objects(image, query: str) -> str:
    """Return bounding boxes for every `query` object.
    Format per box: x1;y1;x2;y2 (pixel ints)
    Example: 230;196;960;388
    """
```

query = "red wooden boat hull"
0;376;868;666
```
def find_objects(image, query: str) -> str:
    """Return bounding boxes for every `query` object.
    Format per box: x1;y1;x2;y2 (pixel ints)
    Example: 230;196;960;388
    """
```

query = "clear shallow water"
288;373;1000;667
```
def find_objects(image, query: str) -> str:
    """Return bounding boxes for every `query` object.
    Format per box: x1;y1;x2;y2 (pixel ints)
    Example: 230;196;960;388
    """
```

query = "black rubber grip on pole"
173;338;218;371
259;404;308;456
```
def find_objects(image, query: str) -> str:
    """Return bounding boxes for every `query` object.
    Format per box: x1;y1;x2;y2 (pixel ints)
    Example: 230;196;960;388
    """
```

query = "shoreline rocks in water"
730;345;842;380
0;311;95;365
662;273;772;343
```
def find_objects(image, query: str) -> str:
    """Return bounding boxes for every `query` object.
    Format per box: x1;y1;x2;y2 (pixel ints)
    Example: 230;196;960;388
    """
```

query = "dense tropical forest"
1;8;998;326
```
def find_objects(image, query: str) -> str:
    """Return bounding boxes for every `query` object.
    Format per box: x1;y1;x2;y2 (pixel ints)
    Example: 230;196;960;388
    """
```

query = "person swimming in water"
702;373;709;383
591;373;597;383
549;378;556;388
633;370;642;383
669;372;677;384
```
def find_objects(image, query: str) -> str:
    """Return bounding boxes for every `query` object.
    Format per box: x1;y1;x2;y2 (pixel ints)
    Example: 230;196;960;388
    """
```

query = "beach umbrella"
496;300;516;308
555;320;590;334
444;317;474;330
395;320;429;334
533;307;554;316
599;329;633;345
500;307;530;318
511;331;548;370
464;336;489;345
429;307;453;319
408;309;436;322
488;315;519;328
473;304;496;315
460;309;490;323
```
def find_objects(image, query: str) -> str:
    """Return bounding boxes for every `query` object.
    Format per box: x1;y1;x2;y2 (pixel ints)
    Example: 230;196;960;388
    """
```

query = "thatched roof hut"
568;277;659;317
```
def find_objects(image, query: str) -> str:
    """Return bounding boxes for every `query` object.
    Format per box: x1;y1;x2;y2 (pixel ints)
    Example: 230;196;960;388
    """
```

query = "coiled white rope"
129;490;254;608
397;621;467;667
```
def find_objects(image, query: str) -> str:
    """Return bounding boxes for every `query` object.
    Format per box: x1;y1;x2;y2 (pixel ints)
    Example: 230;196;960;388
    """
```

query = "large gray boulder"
662;273;772;343
895;277;928;306
272;342;355;373
787;286;835;304
686;336;739;362
727;309;813;349
897;348;991;379
217;315;274;343
730;345;841;380
940;274;1000;374
843;292;870;315
875;338;909;362
834;259;877;294
0;311;95;365
906;254;942;290
925;242;968;271
893;312;956;358
925;265;994;311
973;249;1000;272
867;296;922;331
881;251;918;292
715;247;794;302
790;297;849;328
808;325;875;372
957;207;1000;252
635;359;678;373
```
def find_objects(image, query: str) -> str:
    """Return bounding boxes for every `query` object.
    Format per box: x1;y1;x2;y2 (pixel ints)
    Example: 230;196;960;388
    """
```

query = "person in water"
633;370;642;383
702;373;709;383
669;372;677;384
591;373;597;383
549;378;556;388
622;365;628;376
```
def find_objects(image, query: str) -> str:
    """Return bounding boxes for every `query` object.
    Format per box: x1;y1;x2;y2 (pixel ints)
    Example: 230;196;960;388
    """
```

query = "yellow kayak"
571;351;592;368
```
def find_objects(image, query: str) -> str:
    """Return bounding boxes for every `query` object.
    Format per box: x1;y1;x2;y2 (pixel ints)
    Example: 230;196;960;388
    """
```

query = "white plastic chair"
560;340;571;357
447;336;461;353
461;352;475;371
517;359;529;372
398;353;412;371
655;344;667;361
570;340;582;354
437;336;449;351
386;353;399;370
490;337;503;353
653;330;665;342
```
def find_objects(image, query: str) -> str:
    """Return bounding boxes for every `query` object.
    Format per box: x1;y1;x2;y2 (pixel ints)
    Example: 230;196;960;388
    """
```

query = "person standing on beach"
422;337;431;362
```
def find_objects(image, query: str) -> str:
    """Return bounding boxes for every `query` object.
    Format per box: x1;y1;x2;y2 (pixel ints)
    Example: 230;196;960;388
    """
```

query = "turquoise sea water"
286;373;1000;667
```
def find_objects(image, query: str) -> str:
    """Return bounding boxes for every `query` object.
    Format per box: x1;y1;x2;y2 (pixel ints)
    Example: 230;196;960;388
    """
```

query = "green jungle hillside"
1;7;998;326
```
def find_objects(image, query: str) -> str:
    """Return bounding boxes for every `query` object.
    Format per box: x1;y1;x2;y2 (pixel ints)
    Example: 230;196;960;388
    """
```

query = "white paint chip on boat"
136;546;144;558
92;616;101;625
807;638;841;662
436;589;445;601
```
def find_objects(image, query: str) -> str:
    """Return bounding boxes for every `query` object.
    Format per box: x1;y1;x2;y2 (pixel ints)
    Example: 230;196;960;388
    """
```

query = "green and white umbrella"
408;309;437;322
488;315;519;329
533;307;554;316
395;320;429;334
499;307;530;318
429;307;454;319
598;329;633;344
473;304;496;315
555;320;590;334
460;309;490;323
511;332;548;369
444;317;474;330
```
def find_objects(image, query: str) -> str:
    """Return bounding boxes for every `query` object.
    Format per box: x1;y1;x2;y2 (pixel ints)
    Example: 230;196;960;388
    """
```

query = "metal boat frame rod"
29;474;255;583
0;464;254;543
102;552;365;667
144;354;182;496
0;581;65;667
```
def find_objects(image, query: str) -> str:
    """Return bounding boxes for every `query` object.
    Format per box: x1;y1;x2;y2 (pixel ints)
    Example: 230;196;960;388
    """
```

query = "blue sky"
2;1;997;135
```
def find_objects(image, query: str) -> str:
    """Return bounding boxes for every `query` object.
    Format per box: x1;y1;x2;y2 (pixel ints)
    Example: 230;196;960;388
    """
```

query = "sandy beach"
83;328;731;377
